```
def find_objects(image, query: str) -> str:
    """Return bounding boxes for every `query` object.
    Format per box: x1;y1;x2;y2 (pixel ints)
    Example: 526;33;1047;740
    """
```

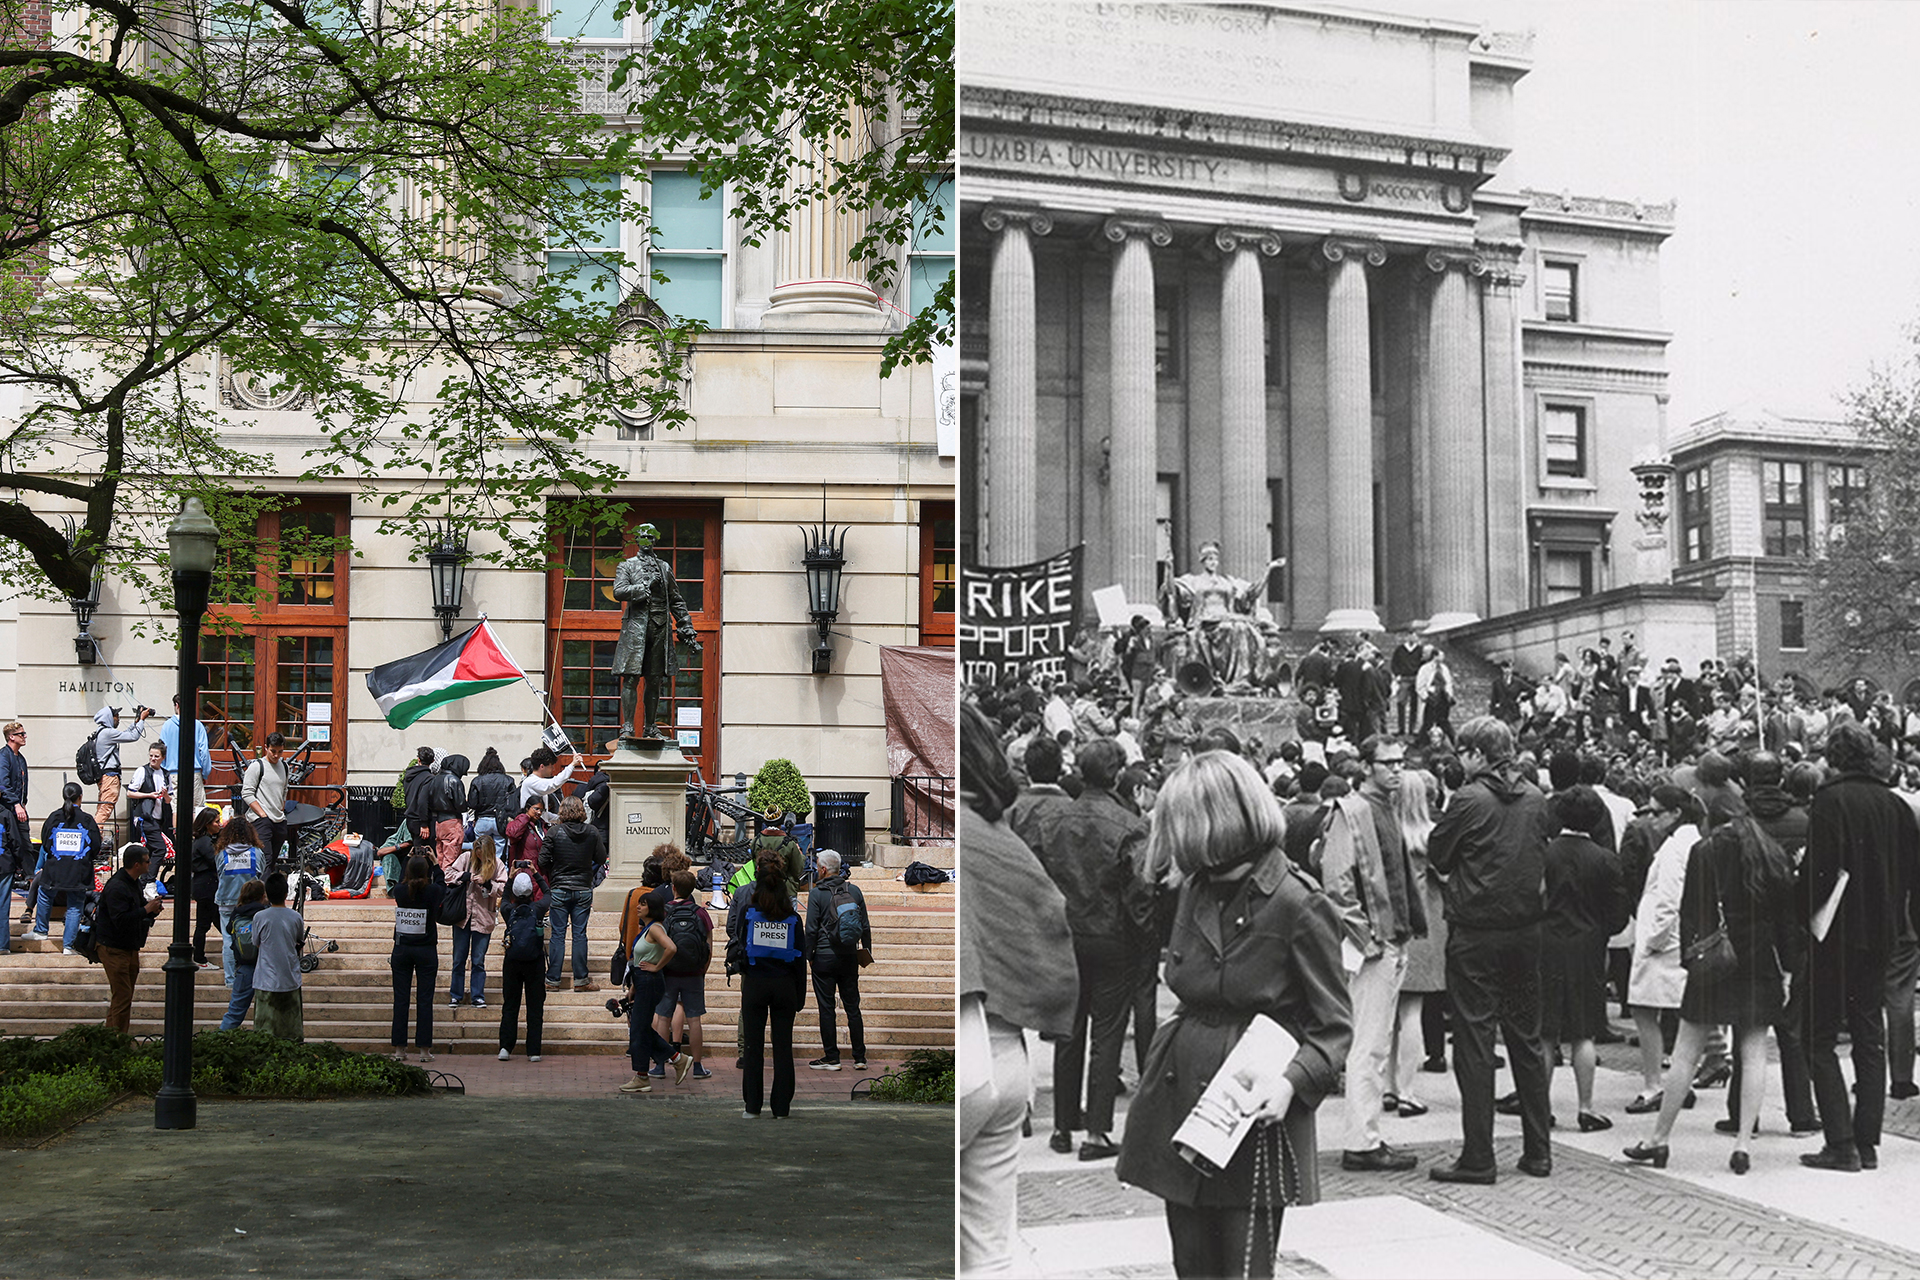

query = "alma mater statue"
612;522;702;745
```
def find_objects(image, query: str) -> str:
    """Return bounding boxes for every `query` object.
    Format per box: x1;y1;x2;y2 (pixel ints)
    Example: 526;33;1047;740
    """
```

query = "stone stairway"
0;866;954;1056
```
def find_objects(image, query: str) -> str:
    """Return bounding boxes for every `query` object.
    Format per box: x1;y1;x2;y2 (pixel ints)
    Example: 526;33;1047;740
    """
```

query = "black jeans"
191;891;218;965
390;942;438;1050
1808;941;1888;1152
1164;1201;1284;1279
628;970;675;1072
251;816;292;865
740;960;804;1117
1054;934;1131;1135
810;952;867;1063
1446;923;1552;1170
497;957;545;1055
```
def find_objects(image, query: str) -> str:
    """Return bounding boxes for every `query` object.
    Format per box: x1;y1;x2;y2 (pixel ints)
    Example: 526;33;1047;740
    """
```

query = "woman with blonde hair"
1115;751;1352;1279
1387;767;1447;1113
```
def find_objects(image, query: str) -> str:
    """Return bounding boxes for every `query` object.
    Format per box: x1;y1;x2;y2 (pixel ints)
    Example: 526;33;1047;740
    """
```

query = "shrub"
866;1048;954;1104
0;1027;137;1089
0;1068;113;1139
746;758;811;818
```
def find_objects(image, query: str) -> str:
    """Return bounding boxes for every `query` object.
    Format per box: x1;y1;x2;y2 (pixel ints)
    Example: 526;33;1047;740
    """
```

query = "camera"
132;705;154;720
605;994;634;1019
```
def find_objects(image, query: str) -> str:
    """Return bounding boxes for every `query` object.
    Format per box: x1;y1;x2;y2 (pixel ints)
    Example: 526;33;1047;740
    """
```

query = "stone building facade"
958;2;1672;636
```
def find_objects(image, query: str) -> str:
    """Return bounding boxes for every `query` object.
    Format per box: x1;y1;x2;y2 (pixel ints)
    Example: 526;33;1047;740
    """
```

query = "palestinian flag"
366;621;526;728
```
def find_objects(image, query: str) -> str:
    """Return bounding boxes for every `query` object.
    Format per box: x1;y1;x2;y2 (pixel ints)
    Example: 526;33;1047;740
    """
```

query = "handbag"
1680;857;1737;986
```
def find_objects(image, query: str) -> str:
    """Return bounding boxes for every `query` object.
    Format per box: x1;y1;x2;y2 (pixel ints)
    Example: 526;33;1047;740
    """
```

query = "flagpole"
480;614;571;748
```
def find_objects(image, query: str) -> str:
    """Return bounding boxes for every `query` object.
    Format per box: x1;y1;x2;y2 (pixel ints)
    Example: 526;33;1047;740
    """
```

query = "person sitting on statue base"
1160;542;1284;696
610;522;703;749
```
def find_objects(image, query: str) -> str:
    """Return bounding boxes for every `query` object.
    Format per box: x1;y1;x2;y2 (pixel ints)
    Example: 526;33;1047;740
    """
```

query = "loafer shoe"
1342;1145;1417;1173
1396;1098;1430;1118
1799;1146;1862;1172
1861;1145;1878;1170
1892;1082;1919;1100
1517;1154;1552;1178
1622;1141;1669;1168
1048;1130;1074;1155
1577;1112;1612;1133
1494;1091;1523;1116
1078;1136;1120;1161
1428;1159;1496;1185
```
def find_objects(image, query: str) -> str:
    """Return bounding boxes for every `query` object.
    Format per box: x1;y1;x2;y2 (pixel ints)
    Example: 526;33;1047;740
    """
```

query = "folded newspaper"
1172;1014;1301;1175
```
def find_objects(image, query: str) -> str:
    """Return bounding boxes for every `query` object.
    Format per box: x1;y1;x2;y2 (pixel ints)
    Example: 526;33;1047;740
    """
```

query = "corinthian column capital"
1103;216;1173;248
1213;227;1284;257
981;207;1054;238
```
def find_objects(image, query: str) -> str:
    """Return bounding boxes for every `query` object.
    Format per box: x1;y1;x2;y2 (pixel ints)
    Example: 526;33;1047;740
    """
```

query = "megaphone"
1177;661;1215;696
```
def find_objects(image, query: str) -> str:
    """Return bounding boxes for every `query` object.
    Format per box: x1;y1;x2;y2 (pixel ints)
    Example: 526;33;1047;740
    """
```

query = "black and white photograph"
958;3;1920;1277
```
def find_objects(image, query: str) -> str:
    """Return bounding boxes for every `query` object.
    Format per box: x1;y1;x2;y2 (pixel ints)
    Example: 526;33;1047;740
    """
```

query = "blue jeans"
221;960;256;1030
35;887;82;947
545;888;592;984
450;928;492;1001
220;907;236;987
0;872;11;951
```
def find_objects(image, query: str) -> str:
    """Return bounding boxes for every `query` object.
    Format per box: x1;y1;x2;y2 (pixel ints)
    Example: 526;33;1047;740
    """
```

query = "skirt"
1540;929;1608;1042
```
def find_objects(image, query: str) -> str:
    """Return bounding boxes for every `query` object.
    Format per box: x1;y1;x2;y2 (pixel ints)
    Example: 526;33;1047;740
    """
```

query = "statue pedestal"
597;740;690;899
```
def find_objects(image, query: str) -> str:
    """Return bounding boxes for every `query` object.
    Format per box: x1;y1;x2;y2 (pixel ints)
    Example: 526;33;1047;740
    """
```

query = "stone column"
1320;238;1385;634
980;208;1051;565
1106;217;1171;604
1479;246;1528;617
1215;228;1283;583
763;130;886;328
1424;248;1488;632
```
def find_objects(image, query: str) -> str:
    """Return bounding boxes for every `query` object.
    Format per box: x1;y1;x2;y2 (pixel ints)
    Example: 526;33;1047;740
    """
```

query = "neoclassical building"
958;2;1673;635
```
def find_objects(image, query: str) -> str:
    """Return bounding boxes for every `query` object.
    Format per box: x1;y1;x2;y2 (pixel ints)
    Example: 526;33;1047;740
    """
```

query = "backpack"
229;901;266;964
75;734;104;786
503;900;544;962
742;905;800;965
663;899;709;974
433;872;471;928
71;890;102;962
825;882;866;954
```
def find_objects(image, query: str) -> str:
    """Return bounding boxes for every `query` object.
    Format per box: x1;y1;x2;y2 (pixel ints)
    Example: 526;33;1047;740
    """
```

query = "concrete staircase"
0;866;953;1056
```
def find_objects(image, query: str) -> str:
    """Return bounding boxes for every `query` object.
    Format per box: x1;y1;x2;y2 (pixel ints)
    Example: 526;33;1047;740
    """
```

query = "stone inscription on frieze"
960;1;1454;135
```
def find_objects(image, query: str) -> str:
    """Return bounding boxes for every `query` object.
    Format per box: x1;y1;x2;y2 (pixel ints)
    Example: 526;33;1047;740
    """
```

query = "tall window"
1543;404;1587;479
647;170;726;327
1680;464;1711;563
547;0;623;39
919;501;954;646
547;173;624;312
204;497;351;790
1542;260;1578;322
547;505;722;778
908;175;954;318
1762;460;1809;557
1830;462;1869;528
1780;599;1806;652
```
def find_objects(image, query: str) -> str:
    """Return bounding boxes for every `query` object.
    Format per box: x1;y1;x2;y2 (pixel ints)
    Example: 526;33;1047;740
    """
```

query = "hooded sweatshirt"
90;708;146;774
1428;762;1551;930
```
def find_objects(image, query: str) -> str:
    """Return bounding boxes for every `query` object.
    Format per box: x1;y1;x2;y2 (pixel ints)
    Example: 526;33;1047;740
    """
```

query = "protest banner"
960;546;1083;685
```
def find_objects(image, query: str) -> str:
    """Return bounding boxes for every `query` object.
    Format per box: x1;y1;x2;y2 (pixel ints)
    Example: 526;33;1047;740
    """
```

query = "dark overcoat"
610;551;696;679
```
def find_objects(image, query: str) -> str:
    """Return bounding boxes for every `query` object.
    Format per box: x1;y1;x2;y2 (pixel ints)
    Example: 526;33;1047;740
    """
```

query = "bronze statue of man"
611;522;700;744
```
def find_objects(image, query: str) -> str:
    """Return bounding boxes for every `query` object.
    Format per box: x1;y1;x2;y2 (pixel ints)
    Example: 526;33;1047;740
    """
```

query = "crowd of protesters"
961;620;1920;1277
0;724;878;1117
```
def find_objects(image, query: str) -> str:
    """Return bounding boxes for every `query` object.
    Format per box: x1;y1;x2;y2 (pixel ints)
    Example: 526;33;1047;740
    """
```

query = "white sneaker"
61;947;77;956
28;931;47;942
498;1048;510;1062
419;1051;434;1064
529;1054;541;1063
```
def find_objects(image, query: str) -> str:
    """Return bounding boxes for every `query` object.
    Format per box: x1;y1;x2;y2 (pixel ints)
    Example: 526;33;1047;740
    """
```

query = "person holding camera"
96;842;167;1033
497;871;548;1062
88;705;152;841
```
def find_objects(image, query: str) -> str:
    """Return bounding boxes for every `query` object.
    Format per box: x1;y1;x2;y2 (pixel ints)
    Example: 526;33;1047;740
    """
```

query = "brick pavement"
431;1047;903;1098
1020;1140;1920;1279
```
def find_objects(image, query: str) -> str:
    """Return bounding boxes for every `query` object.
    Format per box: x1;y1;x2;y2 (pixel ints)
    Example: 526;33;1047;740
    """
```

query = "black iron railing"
890;774;954;845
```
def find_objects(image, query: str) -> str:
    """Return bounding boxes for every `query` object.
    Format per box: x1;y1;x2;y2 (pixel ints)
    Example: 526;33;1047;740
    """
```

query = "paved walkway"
1014;1020;1920;1279
0;1095;952;1277
435;1049;903;1100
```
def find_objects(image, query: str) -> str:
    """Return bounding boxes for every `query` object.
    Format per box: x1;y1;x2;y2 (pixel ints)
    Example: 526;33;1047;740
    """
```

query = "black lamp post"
156;496;218;1131
797;520;849;675
426;524;470;642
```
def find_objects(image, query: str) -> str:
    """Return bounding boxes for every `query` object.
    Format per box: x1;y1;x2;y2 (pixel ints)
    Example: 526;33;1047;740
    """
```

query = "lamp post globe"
156;496;218;1131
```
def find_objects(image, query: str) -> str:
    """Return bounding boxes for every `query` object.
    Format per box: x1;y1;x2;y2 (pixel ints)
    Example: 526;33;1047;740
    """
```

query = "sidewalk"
438;1049;904;1099
1015;1022;1920;1279
0;1095;953;1278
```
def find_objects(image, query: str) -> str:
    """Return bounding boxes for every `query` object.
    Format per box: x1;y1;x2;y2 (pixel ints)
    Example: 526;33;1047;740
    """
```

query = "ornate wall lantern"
798;519;850;675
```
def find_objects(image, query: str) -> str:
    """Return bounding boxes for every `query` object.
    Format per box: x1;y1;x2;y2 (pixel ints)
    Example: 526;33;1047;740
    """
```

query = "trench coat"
1115;844;1351;1209
610;550;696;678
